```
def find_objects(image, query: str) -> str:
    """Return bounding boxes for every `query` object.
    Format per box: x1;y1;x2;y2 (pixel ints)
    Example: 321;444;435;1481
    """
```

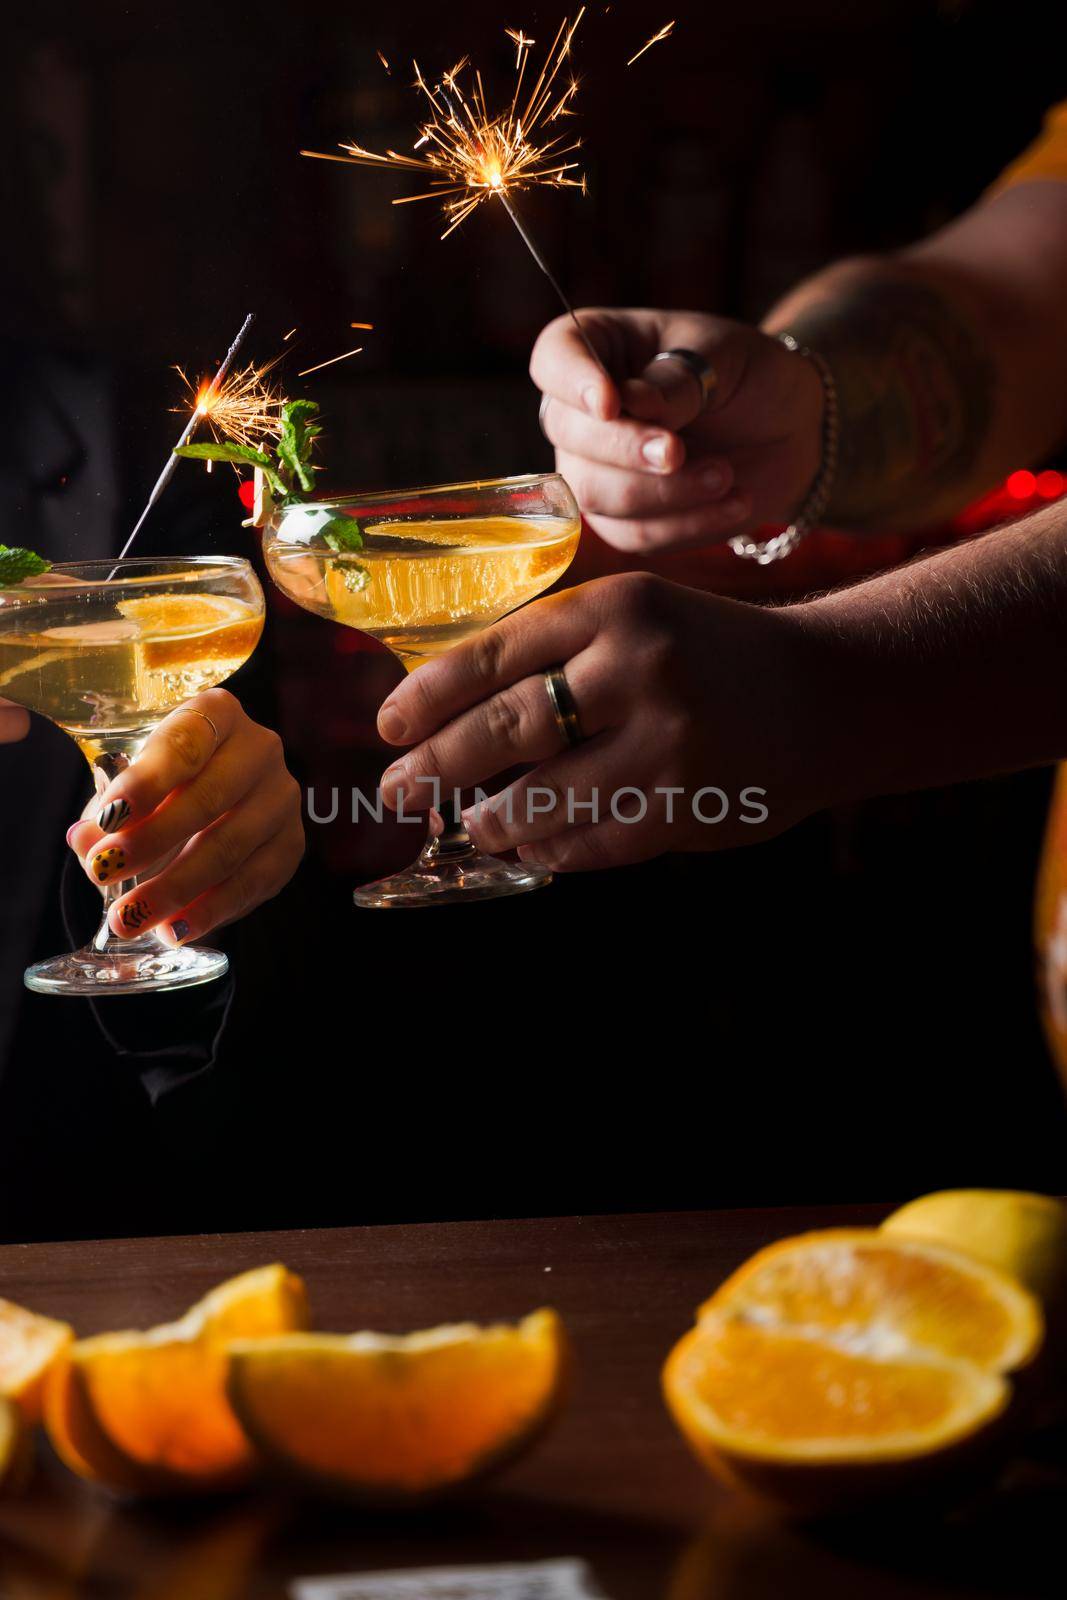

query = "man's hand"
0;698;30;743
531;307;824;552
375;493;1067;875
67;689;304;944
375;573;830;871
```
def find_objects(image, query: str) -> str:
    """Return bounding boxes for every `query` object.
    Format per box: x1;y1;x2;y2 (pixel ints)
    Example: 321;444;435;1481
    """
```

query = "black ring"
544;665;585;748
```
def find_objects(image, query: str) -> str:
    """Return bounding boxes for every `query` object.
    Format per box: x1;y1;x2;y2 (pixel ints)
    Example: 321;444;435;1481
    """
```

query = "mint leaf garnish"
174;392;335;524
0;546;51;588
339;564;370;593
175;440;272;468
322;518;363;553
174;442;287;498
276;399;322;494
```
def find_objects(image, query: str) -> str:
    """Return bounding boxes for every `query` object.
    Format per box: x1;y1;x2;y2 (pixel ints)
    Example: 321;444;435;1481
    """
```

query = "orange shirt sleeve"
989;101;1067;194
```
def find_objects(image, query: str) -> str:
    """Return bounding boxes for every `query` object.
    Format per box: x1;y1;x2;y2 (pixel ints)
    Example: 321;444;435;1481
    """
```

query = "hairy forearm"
796;499;1067;802
766;186;1067;532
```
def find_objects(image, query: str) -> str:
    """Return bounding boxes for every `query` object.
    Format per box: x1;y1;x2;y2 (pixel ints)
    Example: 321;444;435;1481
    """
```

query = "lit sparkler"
172;356;285;452
626;20;675;67
119;311;256;560
301;11;611;374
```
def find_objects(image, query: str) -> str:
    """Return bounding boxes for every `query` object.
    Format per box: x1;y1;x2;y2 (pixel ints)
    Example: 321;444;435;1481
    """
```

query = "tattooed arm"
766;183;1067;531
531;182;1067;548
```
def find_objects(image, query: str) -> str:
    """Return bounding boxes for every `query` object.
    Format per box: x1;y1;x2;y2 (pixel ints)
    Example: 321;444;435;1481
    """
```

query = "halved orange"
226;1307;570;1500
0;1298;74;1422
663;1229;1043;1513
45;1264;308;1493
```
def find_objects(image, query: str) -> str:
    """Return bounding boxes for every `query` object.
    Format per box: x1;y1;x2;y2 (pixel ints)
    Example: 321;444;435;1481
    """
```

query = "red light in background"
237;479;256;511
1006;470;1037;500
1035;470;1065;500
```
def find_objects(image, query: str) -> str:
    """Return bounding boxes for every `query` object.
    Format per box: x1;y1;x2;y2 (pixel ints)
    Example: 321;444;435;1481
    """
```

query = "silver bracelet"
729;332;839;565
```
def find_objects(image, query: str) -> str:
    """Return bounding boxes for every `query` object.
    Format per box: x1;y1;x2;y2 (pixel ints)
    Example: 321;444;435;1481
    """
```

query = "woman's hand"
67;689;304;944
376;574;837;872
531;307;824;552
0;698;30;743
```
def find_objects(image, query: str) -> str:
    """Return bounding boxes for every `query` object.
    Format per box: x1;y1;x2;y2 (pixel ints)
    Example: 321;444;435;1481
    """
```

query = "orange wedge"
45;1264;308;1493
663;1229;1042;1514
226;1308;569;1501
0;1298;74;1423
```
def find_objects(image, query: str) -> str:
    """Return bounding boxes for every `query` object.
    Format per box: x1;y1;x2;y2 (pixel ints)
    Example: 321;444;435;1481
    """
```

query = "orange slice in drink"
663;1229;1042;1514
0;1298;73;1423
45;1264;308;1492
225;1308;570;1501
116;593;262;671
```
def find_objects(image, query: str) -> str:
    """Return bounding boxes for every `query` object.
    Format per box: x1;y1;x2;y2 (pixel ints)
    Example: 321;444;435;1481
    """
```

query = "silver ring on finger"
652;348;716;412
538;393;552;440
544;665;585;749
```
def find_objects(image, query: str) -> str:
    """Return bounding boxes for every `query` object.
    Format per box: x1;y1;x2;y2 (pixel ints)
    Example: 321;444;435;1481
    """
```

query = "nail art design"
118;898;151;931
97;797;131;833
170;919;191;944
91;847;126;884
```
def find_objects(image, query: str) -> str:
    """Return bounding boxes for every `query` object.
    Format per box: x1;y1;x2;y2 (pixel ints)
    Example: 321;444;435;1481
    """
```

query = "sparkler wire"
118;312;255;560
497;192;609;379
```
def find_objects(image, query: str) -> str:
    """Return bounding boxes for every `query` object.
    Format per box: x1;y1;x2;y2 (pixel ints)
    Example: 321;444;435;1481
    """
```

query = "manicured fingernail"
641;435;671;471
90;847;126;884
381;761;407;797
97;796;131;833
377;702;406;742
66;823;82;849
703;465;727;494
170;919;191;945
116;898;151;934
582;384;601;415
722;495;748;523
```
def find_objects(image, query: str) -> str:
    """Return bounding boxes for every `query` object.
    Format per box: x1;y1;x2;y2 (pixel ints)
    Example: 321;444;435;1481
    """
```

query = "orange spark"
626;19;674;67
297;346;364;377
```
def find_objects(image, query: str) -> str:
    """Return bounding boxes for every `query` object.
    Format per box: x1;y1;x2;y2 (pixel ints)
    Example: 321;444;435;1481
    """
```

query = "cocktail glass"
0;556;265;994
264;472;581;907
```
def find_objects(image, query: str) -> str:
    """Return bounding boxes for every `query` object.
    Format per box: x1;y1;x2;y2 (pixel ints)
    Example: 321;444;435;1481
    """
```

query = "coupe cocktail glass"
0;556;265;994
264;472;581;907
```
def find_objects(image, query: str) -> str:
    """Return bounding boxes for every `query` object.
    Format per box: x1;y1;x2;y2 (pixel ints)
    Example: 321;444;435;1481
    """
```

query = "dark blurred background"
2;1;1065;1242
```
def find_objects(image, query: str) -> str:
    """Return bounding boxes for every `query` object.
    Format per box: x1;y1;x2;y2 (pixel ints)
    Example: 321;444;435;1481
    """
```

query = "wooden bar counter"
0;1204;1062;1598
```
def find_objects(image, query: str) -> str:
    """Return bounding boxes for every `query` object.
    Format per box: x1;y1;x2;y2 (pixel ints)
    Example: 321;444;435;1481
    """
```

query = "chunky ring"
652;348;716;412
544;665;584;748
168;706;221;752
538;394;552;440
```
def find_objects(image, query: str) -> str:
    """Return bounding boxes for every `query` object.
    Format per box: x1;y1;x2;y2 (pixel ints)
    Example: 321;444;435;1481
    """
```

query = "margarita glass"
264;472;580;906
0;556;265;994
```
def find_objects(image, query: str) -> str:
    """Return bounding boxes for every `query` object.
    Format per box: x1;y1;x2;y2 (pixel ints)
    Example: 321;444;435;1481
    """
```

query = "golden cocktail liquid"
0;595;263;759
267;514;581;668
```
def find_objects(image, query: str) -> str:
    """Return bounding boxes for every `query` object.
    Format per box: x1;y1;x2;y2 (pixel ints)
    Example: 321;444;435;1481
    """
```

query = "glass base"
24;942;229;997
354;848;552;908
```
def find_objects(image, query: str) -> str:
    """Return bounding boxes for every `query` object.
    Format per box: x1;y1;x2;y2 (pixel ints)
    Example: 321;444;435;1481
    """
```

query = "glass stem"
397;653;477;862
429;795;475;860
85;744;160;957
